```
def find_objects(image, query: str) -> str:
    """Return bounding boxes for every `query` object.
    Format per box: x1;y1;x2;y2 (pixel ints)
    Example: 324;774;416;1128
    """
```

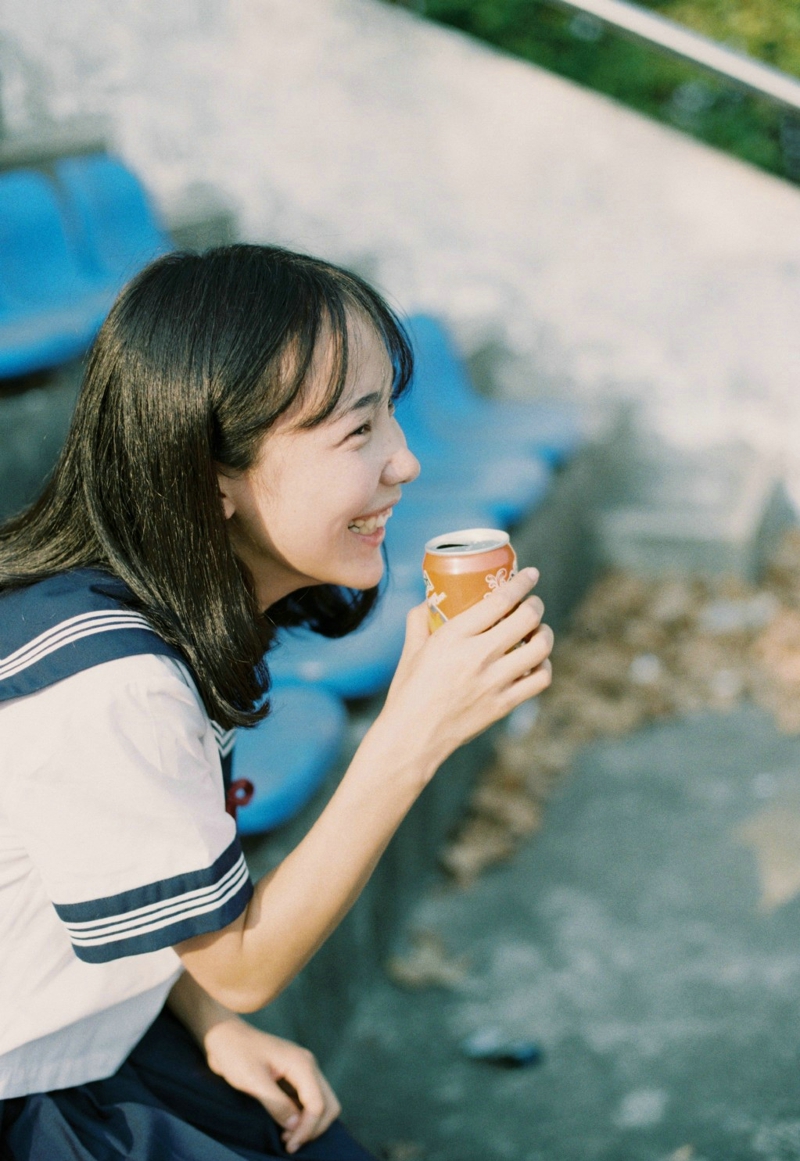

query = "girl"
0;245;553;1160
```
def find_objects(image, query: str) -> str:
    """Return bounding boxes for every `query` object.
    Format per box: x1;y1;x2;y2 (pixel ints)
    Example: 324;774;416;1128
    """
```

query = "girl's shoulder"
0;568;185;704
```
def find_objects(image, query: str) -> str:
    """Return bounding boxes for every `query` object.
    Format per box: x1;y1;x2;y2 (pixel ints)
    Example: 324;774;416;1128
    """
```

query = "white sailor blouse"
0;569;254;1098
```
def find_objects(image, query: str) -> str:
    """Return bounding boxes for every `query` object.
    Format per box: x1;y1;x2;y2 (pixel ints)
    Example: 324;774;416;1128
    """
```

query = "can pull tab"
225;778;254;821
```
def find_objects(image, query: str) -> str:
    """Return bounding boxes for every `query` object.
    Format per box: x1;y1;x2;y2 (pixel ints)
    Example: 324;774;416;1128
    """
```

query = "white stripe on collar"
0;610;153;682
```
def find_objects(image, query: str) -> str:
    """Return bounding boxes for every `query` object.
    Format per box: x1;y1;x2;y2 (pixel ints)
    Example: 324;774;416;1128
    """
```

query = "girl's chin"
338;555;385;591
347;564;385;591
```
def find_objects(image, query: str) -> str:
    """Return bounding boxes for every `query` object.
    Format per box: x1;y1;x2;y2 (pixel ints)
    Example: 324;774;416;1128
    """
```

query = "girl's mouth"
348;507;393;535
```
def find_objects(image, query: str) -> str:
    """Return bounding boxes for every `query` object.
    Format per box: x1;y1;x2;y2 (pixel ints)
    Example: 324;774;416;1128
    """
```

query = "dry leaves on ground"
439;529;800;888
385;929;471;990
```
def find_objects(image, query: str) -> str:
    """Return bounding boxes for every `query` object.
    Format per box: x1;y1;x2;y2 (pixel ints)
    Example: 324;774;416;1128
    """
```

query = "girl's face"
218;314;420;611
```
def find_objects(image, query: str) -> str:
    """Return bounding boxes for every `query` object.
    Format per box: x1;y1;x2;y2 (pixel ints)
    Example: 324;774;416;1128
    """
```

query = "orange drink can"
423;528;518;632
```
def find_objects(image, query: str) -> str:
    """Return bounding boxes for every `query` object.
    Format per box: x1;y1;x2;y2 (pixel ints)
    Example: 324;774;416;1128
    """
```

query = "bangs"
204;247;415;471
285;277;414;431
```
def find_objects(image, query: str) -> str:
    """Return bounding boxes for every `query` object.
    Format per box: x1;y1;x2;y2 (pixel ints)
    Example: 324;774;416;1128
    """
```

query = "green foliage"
388;0;799;181
658;0;800;76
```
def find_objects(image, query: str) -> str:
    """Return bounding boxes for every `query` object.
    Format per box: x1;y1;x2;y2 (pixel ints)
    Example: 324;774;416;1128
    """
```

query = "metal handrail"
548;0;800;114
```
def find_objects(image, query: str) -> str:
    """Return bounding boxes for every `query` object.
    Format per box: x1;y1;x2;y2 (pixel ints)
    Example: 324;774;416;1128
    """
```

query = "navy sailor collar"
0;569;185;704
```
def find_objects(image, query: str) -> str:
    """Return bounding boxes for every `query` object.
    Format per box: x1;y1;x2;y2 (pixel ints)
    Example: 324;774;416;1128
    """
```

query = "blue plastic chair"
404;314;584;467
395;392;551;527
0;169;115;377
234;682;347;836
267;572;419;700
55;154;172;286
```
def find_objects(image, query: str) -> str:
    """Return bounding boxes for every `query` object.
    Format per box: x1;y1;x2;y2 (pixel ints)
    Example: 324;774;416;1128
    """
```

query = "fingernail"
286;1114;300;1129
525;567;539;581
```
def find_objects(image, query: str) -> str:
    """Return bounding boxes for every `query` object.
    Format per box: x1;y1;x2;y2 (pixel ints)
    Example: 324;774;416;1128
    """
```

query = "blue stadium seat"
234;682;347;836
0;169;115;378
55;154;172;286
404;314;584;467
267;572;419;700
395;391;551;527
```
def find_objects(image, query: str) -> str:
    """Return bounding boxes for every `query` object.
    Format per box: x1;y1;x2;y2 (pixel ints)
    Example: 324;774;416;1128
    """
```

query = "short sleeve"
0;655;253;963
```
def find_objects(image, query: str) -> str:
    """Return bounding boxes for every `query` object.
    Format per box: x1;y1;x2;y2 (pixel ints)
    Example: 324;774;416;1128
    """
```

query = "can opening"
424;528;510;556
436;539;502;554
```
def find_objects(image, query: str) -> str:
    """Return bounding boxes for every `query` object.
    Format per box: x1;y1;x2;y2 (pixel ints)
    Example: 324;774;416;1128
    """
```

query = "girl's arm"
177;569;552;1012
167;971;341;1155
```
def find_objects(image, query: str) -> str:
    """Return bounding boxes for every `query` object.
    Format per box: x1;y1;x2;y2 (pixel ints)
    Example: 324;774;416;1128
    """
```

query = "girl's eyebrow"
340;387;390;416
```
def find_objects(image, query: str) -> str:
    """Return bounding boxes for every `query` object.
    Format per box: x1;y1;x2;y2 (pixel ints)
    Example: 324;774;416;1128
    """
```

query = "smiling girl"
0;245;553;1161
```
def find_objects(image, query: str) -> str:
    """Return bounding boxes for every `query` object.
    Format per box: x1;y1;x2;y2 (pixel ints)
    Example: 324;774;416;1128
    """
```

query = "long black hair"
0;244;414;728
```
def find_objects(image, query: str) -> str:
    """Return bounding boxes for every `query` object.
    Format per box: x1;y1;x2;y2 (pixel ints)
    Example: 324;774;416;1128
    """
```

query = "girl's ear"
215;469;238;521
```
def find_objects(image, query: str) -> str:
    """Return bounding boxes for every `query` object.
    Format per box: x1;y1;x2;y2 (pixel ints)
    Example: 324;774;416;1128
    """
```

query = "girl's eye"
346;397;392;440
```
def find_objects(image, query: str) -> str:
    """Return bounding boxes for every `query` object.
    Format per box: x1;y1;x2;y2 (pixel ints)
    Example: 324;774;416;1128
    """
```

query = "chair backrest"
406;314;484;424
394;390;439;454
385;501;499;587
56;154;172;284
0;169;94;313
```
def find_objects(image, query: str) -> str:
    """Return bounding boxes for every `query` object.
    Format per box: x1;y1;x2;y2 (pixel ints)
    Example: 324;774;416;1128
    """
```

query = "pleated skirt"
0;1011;375;1160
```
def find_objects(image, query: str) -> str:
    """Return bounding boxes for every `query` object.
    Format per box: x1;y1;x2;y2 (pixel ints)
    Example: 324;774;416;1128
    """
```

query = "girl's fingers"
505;658;553;709
314;1072;342;1134
449;568;539;637
249;1074;304;1131
399;602;431;661
284;1106;323;1154
281;1056;341;1153
486;594;545;656
495;622;554;682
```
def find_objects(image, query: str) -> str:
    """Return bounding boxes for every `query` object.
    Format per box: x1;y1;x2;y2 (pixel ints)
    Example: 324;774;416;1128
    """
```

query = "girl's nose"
382;432;420;487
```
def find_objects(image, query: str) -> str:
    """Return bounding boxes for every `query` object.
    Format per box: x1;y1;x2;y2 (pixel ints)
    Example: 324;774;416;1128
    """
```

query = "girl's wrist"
202;1009;251;1072
168;970;240;1049
361;706;447;789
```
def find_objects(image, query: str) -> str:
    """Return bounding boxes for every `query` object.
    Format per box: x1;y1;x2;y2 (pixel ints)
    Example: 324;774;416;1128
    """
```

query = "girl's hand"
383;567;553;772
204;1017;341;1154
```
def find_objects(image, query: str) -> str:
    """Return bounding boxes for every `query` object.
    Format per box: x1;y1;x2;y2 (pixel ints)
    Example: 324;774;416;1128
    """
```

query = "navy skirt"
0;1011;375;1160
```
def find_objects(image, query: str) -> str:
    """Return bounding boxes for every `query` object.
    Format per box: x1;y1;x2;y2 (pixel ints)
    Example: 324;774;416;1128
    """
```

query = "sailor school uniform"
0;569;375;1160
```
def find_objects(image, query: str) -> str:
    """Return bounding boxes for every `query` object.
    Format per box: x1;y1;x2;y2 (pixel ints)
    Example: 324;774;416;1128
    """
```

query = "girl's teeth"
348;510;391;534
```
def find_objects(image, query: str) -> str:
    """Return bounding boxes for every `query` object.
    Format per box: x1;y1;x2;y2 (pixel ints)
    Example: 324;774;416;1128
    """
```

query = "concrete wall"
2;0;800;492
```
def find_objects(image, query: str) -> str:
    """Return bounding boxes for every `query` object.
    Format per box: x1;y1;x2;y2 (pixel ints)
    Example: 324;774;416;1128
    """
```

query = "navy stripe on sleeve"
53;837;253;963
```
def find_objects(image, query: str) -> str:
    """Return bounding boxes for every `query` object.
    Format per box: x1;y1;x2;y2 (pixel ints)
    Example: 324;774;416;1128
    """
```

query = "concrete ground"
330;706;800;1161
